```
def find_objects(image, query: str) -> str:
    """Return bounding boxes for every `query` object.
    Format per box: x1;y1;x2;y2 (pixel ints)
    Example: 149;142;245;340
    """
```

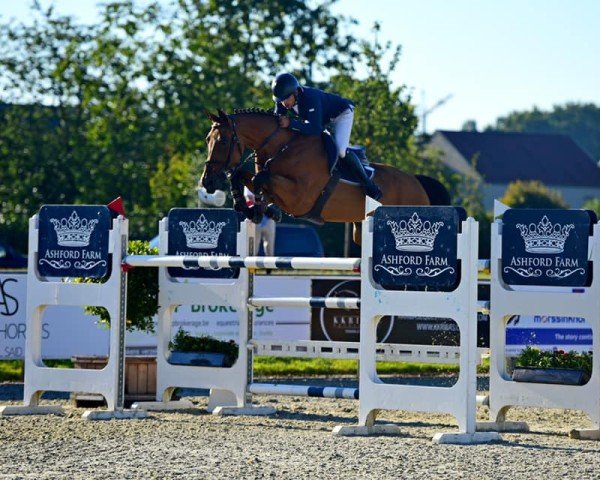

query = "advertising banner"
502;209;592;287
0;272;110;359
310;277;489;347
372;206;465;291
1;273;311;358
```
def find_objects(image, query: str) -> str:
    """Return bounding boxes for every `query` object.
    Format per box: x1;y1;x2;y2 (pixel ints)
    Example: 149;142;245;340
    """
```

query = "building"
430;130;600;210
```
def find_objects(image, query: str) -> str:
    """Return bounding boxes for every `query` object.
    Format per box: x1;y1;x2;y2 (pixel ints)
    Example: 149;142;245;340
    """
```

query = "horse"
201;109;450;244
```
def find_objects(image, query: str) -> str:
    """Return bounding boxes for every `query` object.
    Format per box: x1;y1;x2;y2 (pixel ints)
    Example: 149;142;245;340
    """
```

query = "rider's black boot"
343;150;382;200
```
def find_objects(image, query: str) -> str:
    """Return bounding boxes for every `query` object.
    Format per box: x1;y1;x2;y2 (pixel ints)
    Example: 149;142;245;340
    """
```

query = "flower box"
512;366;590;386
167;329;238;368
71;355;157;405
168;351;228;367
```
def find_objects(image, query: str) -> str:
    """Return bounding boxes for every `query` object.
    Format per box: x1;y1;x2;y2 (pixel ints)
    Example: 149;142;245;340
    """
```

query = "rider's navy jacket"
274;86;354;136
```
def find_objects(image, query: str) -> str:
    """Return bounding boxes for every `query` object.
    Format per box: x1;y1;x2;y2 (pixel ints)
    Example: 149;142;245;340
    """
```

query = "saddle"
321;132;375;184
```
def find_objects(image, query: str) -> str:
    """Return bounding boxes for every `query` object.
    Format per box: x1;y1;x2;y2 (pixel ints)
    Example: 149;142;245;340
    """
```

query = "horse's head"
201;109;244;192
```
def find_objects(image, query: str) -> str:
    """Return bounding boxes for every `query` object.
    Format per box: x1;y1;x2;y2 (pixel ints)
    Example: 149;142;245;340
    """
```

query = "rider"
271;72;382;200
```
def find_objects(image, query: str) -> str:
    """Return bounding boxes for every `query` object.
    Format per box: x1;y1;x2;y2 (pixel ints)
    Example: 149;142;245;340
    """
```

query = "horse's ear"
217;109;231;124
205;109;220;123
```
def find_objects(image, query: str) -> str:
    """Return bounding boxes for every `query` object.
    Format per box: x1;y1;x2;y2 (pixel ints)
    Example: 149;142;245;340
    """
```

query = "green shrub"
77;240;158;333
515;346;592;375
169;328;239;363
501;180;569;209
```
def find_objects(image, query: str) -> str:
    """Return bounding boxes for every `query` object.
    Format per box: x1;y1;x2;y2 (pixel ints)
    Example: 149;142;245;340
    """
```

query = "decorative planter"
512;367;590;386
168;351;229;367
71;355;157;405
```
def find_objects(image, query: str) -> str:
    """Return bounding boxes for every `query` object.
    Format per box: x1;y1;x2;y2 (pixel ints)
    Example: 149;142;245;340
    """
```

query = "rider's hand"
278;115;290;128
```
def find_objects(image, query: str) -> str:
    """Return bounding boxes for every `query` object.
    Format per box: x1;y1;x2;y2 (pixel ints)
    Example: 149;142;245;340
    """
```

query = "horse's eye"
219;136;228;145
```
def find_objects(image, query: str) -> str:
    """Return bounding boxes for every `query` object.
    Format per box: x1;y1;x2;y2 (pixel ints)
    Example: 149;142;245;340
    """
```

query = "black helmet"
271;73;300;102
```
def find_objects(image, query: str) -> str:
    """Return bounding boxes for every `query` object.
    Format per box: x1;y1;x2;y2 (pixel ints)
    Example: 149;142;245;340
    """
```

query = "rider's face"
281;93;296;109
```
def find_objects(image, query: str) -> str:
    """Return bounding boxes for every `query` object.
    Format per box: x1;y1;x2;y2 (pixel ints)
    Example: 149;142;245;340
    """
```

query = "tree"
583;198;600;219
0;0;363;243
332;33;418;172
491;103;600;162
501;180;569;209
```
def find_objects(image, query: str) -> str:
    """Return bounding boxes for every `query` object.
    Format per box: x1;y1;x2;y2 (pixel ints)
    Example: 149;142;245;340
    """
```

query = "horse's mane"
232;108;277;119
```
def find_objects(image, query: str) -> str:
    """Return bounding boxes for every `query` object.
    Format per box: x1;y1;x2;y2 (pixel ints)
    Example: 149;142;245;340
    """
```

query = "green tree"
492;103;600;161
149;152;199;219
0;4;97;245
501;180;569;209
0;0;363;243
332;27;418;171
583;198;600;218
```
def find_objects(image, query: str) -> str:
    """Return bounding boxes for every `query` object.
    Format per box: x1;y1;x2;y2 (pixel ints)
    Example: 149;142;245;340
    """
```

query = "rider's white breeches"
331;108;354;158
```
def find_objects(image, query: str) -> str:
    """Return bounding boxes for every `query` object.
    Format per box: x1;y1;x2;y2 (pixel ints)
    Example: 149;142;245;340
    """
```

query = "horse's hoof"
248;206;264;224
265;204;282;222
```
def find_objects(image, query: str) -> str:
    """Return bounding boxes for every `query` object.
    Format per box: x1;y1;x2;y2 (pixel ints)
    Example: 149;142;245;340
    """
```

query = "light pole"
421;93;453;136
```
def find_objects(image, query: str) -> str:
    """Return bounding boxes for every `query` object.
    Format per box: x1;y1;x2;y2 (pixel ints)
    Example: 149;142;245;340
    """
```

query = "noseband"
206;115;284;176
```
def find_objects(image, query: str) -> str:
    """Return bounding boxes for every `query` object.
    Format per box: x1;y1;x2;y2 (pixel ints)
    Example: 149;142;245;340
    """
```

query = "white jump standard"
133;202;499;444
332;199;499;443
0;206;146;420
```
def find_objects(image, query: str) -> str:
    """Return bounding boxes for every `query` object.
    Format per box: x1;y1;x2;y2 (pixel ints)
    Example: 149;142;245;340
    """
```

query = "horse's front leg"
251;170;281;223
255;171;312;219
228;170;257;221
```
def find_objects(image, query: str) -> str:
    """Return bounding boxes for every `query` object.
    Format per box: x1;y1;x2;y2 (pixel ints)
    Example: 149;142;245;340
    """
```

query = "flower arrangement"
515;346;592;376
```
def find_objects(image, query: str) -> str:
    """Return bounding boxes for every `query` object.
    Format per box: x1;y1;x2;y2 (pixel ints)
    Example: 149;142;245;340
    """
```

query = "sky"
2;0;599;134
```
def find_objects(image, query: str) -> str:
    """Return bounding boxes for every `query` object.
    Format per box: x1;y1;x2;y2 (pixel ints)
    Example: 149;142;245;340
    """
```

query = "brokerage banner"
1;273;311;359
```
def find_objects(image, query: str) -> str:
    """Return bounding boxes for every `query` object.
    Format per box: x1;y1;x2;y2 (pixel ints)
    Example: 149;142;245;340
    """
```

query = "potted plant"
168;328;239;368
512;346;592;386
73;240;159;403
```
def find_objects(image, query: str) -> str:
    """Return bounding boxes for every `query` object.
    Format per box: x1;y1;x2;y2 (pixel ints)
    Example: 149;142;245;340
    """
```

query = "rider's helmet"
271;73;300;102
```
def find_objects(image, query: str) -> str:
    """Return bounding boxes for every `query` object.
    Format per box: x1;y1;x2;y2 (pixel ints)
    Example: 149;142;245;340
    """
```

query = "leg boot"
343;150;382;200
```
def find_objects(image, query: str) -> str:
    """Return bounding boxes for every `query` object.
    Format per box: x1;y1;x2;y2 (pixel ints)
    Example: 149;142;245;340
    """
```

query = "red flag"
108;197;126;218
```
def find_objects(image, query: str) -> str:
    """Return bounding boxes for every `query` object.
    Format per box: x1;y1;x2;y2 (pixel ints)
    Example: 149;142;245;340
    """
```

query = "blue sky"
2;0;599;133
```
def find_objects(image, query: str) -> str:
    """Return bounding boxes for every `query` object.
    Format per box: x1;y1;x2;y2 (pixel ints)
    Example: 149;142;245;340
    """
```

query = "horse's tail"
415;175;451;206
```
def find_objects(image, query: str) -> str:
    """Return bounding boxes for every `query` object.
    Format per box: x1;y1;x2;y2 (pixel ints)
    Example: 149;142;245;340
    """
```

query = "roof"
434;130;600;187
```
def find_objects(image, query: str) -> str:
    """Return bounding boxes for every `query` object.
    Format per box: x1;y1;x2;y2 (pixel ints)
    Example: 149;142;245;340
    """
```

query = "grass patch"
0;359;74;382
1;357;489;382
0;360;24;381
253;357;474;377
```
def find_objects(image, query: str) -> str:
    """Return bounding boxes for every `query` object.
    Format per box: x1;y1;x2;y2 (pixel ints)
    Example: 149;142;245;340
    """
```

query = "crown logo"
50;210;98;247
387;212;443;252
179;214;226;249
515;215;574;254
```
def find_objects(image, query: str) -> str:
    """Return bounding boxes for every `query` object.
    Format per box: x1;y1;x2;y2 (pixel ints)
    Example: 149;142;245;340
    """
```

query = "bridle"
205;115;285;176
205;118;244;175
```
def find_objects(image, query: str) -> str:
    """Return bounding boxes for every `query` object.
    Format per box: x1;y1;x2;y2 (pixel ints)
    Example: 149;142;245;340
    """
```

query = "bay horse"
201;109;449;244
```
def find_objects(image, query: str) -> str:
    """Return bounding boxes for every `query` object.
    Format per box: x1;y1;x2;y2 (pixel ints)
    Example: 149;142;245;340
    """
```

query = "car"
0;240;27;269
258;223;324;257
